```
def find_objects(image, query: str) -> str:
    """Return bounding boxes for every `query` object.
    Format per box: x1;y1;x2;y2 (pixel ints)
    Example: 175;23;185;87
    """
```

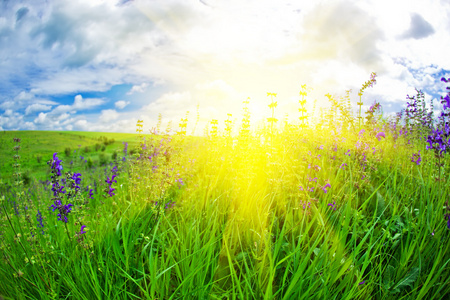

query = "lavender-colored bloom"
322;183;331;193
52;182;66;197
340;163;347;169
88;188;94;199
165;201;176;209
123;142;128;155
51;152;63;176
411;151;421;165
359;280;365;285
375;132;385;141
426;128;448;153
71;173;82;191
50;200;73;223
112;166;118;175
106;174;117;186
36;210;44;234
107;186;116;197
176;177;184;188
327;201;336;210
79;225;87;235
443;94;450;110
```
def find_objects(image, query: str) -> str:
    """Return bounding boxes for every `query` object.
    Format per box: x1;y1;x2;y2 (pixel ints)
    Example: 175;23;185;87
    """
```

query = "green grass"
0;131;147;182
0;121;450;299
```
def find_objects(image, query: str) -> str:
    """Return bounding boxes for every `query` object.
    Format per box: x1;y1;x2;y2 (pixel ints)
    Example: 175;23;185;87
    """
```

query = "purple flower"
411;151;421;165
376;132;385;141
51;182;66;197
36;210;44;234
51;152;63;176
88;188;94;199
443;94;450;110
176;177;184;188
106;174;117;186
340;163;347;169
322;183;331;193
79;225;87;235
71;173;82;190
327;201;336;210
107;185;115;197
359;280;365;285
50;201;73;223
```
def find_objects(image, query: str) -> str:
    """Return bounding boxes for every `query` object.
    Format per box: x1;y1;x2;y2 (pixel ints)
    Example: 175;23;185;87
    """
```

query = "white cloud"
34;112;47;124
73;94;105;110
115;100;130;109
0;0;449;132
99;109;119;123
23;121;36;130
127;83;149;95
74;119;88;130
25;103;52;115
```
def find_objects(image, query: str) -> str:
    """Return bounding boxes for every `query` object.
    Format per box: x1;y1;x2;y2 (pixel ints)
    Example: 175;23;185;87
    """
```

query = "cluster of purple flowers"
411;151;421;165
322;183;331;194
300;200;311;210
105;173;117;197
426;125;450;154
375;132;385;141
50;200;74;223
48;153;73;223
36;210;44;234
327;201;336;211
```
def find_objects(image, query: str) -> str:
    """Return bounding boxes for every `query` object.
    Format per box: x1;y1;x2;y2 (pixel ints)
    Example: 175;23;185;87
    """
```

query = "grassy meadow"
1;75;450;299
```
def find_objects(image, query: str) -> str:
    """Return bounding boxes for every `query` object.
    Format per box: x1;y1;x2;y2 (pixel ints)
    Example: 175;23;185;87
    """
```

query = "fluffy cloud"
115;100;130;109
34;112;47;124
25;103;52;115
127;83;149;95
1;0;450;132
73;94;104;110
400;13;435;40
99;109;119;123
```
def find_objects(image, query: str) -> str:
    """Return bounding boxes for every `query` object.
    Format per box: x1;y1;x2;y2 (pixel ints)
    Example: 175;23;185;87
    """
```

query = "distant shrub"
84;146;91;153
87;157;93;168
64;147;71;157
99;153;108;166
101;145;106;152
36;154;42;164
112;151;118;160
22;171;31;185
95;143;101;151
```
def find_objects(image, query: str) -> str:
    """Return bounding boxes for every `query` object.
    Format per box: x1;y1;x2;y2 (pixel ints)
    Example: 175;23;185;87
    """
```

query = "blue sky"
1;0;450;133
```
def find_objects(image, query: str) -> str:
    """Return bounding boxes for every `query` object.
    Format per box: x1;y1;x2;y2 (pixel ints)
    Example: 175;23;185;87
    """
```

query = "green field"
1;86;450;299
0;131;145;182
